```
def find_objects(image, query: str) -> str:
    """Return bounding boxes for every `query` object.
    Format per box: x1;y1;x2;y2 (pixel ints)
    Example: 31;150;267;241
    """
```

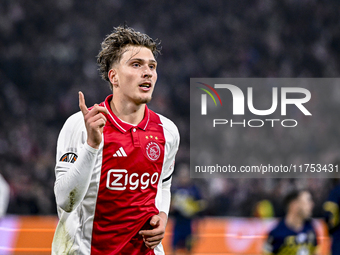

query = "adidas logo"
113;147;127;157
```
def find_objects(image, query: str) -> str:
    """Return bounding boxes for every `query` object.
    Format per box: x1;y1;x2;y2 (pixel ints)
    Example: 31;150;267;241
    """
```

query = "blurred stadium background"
1;0;340;254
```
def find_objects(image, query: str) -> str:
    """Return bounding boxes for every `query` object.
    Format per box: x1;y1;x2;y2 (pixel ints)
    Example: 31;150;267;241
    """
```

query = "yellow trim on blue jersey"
323;201;339;228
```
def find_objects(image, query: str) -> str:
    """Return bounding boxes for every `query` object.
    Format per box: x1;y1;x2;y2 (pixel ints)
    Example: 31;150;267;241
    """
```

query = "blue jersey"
171;184;202;250
264;219;317;255
323;184;340;255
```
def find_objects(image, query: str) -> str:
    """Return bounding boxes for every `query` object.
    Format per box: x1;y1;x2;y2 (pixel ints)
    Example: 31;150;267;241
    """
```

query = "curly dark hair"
97;26;161;90
283;189;312;211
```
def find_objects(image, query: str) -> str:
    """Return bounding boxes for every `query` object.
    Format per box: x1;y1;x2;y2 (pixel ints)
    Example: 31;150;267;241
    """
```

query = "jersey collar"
103;94;150;133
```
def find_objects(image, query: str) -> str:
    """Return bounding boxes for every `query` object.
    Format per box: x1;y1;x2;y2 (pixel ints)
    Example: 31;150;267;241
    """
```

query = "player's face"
111;46;157;105
298;191;314;219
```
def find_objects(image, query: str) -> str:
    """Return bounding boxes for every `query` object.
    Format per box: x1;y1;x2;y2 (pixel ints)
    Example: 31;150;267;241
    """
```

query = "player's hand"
79;91;109;149
139;212;168;249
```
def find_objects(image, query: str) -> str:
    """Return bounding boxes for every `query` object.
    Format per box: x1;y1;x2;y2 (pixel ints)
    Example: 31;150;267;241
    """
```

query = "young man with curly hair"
52;26;180;255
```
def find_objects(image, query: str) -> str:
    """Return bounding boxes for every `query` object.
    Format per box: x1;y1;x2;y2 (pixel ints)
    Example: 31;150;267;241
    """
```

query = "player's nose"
141;66;152;79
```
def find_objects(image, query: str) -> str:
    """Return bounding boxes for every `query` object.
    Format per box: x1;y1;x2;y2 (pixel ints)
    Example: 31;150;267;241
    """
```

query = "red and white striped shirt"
52;95;180;255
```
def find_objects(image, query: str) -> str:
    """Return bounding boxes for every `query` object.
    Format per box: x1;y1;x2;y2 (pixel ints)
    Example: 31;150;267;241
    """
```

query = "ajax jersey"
52;95;180;255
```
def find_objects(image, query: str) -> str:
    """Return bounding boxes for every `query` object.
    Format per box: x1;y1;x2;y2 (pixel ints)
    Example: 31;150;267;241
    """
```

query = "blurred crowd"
1;0;340;216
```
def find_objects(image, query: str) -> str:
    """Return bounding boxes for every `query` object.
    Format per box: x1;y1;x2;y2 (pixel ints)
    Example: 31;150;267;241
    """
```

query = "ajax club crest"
146;141;161;161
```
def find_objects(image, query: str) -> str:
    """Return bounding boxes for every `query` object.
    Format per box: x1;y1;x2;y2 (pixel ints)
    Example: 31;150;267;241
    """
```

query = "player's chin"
138;96;152;104
304;212;312;219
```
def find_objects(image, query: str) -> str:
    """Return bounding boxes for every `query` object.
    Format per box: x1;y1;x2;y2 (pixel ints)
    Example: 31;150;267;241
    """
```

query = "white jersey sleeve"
54;111;100;212
158;114;180;215
0;174;10;218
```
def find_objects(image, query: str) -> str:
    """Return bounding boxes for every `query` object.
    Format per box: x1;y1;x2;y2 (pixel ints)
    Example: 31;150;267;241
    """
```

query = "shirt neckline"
103;94;150;133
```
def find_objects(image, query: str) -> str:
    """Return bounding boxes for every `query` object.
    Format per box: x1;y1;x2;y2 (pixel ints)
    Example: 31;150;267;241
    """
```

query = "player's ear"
108;69;118;88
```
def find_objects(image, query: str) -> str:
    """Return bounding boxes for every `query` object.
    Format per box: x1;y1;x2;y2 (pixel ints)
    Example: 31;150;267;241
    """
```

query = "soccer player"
263;189;318;255
171;164;205;255
323;177;340;255
52;26;180;255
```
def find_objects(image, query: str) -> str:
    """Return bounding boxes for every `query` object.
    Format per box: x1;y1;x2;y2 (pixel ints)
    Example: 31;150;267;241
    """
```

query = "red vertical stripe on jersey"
90;96;165;255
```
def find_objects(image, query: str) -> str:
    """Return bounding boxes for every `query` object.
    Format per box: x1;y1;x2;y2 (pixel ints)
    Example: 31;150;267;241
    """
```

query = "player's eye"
149;65;156;70
132;62;140;67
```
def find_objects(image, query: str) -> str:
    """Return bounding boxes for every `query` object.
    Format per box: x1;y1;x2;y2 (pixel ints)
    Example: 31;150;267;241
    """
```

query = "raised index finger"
79;91;89;116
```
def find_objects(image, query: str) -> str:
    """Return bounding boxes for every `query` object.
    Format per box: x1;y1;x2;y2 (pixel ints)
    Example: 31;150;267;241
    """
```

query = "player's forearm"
160;180;171;215
54;143;98;212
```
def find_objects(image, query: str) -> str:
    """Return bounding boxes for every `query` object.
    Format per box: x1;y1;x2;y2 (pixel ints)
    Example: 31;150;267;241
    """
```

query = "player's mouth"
139;82;152;91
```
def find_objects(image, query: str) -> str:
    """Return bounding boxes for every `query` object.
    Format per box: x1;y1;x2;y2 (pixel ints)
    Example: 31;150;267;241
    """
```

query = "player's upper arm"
158;114;180;185
56;112;86;164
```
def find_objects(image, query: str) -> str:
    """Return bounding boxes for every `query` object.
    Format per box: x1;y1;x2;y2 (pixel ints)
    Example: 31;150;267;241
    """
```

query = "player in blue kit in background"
171;164;206;255
263;189;318;255
323;170;340;255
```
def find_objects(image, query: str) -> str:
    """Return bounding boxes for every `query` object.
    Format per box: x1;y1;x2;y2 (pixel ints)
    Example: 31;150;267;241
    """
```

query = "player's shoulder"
304;219;316;231
150;110;179;140
269;219;286;237
58;111;85;144
326;184;340;204
332;184;340;195
159;114;178;133
62;111;85;132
